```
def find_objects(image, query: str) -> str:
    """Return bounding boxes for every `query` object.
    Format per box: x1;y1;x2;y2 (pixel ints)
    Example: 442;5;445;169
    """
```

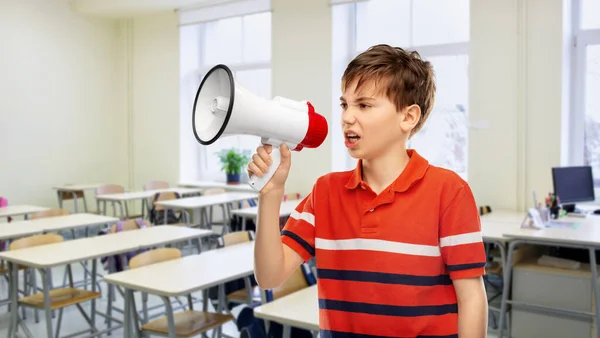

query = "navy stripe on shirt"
281;230;315;256
446;262;486;271
317;268;453;286
319;299;458;317
320;330;458;338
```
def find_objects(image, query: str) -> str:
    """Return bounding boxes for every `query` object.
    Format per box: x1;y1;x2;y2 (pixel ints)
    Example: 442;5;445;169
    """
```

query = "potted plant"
216;148;250;184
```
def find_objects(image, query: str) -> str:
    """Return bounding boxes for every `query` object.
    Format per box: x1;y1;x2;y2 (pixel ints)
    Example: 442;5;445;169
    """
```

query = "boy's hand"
247;143;292;195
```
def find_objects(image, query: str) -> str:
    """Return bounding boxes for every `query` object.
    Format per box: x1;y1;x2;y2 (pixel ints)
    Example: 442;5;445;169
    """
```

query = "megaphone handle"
248;147;281;192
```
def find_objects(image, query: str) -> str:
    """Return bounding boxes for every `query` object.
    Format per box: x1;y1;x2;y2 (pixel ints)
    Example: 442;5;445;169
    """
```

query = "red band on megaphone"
294;101;328;151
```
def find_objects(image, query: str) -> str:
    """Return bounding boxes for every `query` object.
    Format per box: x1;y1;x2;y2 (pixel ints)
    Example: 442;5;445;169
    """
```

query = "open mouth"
345;132;361;144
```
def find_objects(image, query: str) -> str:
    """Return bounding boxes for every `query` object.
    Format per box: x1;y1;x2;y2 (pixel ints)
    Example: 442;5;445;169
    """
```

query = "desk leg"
160;296;177;338
72;192;80;213
7;262;18;338
282;325;291;338
124;289;132;338
498;240;517;338
590;248;600;338
41;268;55;338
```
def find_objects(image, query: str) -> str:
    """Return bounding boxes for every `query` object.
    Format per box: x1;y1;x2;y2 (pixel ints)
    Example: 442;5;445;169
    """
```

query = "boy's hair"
342;44;436;137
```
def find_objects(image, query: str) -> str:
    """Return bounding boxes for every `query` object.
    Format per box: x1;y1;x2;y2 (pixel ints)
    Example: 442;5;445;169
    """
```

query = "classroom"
1;0;600;337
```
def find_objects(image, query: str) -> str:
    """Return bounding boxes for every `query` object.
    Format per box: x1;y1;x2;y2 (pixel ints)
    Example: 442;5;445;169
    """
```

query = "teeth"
347;133;358;137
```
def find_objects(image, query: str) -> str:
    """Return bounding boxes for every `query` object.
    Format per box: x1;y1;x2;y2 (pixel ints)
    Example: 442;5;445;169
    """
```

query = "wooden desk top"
253;285;319;331
156;192;258;210
0;226;212;269
103;242;255;297
0;205;49;218
231;200;300;218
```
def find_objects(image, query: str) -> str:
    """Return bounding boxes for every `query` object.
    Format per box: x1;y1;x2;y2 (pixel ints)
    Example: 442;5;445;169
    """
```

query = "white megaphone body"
192;64;328;192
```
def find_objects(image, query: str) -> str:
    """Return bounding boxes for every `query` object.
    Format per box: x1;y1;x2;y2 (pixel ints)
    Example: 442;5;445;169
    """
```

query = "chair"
264;264;313;302
150;192;187;226
217;231;258;305
283;192;302;201
130;248;234;338
30;209;69;220
144;180;170;191
11;234;100;335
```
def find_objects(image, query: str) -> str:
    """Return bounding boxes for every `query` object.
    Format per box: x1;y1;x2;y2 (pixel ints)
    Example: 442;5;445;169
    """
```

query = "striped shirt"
281;149;486;338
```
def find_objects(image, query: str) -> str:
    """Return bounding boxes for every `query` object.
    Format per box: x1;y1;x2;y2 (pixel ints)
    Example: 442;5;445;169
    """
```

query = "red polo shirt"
280;149;486;338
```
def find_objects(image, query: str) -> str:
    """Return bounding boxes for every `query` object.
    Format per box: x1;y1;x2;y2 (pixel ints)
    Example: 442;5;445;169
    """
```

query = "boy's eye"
340;103;348;109
359;104;370;109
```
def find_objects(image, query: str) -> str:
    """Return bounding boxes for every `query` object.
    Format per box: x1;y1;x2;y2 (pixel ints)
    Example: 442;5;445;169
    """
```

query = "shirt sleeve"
281;190;316;263
439;183;487;280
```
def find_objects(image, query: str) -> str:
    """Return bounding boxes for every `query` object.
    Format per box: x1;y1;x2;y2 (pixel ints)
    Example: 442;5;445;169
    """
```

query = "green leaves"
216;148;251;175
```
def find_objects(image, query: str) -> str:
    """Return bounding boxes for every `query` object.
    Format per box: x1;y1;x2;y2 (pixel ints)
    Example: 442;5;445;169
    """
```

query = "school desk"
0;226;213;338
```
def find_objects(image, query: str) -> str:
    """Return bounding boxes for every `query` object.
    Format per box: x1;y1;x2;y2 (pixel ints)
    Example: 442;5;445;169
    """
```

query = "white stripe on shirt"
290;210;315;227
315;237;441;257
440;231;483;247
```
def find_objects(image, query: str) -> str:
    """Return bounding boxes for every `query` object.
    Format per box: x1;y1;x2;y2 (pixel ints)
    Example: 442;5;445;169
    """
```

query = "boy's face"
340;79;420;160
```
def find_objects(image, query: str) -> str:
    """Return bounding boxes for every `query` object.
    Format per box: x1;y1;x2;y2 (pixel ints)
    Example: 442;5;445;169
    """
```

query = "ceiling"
68;0;229;17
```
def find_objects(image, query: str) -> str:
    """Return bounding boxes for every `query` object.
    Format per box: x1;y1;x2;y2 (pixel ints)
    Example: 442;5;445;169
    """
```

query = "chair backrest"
129;248;182;269
283;193;302;201
267;264;311;301
152;192;180;211
144;181;169;191
479;205;492;215
109;219;151;233
218;230;254;248
10;233;64;250
203;188;226;196
31;209;69;220
96;184;124;195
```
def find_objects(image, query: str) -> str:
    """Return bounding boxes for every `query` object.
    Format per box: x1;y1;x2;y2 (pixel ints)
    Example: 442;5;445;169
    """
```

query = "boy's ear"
398;104;421;133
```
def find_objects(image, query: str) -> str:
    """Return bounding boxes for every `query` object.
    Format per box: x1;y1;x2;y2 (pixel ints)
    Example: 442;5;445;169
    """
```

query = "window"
571;0;600;188
181;11;272;182
331;0;470;179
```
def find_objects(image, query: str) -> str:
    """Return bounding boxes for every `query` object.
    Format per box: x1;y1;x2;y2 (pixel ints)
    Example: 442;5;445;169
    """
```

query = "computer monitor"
552;166;595;212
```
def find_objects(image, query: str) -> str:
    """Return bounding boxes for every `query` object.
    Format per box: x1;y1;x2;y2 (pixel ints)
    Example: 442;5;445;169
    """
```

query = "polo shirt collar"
345;149;429;192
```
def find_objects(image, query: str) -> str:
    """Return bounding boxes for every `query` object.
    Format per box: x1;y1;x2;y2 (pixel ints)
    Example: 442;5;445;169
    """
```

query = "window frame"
569;0;600;192
195;12;272;182
331;1;470;179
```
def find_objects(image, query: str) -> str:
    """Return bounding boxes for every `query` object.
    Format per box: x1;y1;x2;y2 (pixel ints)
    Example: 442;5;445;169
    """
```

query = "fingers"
279;144;292;169
251;153;270;173
280;144;291;159
247;162;264;178
248;145;272;177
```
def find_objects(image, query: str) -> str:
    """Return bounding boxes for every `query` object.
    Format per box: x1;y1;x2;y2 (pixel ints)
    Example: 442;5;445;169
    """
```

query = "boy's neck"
361;144;411;195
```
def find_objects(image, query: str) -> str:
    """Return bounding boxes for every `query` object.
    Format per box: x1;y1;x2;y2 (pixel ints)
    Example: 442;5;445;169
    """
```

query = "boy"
248;44;488;338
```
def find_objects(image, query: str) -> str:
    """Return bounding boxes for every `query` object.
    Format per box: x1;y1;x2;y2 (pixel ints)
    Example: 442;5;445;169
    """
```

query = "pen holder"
539;207;551;223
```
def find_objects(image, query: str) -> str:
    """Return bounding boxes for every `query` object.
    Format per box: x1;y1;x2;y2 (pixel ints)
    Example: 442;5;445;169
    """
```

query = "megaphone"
192;64;328;192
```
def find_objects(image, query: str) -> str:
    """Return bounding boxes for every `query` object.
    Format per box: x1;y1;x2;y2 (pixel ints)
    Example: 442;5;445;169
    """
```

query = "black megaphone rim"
192;64;235;146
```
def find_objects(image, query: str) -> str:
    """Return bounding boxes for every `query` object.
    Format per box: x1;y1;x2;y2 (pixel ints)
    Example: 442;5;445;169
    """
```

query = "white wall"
469;0;569;211
126;12;180;190
0;0;128;209
271;0;333;197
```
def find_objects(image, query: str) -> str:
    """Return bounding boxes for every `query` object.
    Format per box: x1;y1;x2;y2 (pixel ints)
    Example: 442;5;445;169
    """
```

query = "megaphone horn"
192;64;328;192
